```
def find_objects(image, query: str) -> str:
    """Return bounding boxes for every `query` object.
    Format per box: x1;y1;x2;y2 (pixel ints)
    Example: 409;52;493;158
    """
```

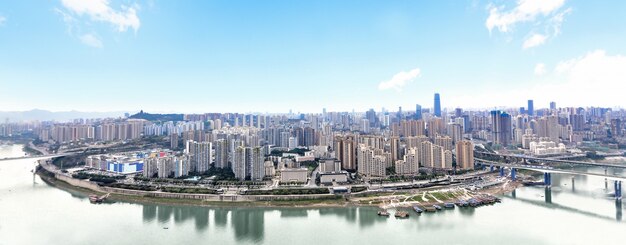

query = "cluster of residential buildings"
3;94;626;184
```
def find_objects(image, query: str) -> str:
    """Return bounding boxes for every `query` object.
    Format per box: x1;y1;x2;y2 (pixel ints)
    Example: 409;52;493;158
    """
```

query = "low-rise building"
529;141;566;156
280;168;308;183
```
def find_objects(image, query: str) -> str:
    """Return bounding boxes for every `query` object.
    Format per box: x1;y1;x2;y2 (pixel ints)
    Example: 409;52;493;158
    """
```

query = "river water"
1;144;625;245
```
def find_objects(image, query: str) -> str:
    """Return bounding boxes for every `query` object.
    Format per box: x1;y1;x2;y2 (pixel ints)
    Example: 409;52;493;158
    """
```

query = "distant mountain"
129;110;184;122
0;109;126;122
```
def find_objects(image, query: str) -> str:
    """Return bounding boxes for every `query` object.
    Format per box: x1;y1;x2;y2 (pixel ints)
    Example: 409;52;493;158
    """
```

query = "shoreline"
38;172;368;208
36;166;518;209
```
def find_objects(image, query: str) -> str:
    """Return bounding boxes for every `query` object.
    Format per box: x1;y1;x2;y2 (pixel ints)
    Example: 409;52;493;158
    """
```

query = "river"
1;144;625;245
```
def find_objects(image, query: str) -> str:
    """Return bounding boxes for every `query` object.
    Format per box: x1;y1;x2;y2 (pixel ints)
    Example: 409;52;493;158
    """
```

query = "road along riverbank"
37;160;519;209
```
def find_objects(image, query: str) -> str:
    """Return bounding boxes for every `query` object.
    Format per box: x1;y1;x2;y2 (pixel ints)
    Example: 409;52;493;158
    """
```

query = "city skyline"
2;0;626;113
2;1;626;244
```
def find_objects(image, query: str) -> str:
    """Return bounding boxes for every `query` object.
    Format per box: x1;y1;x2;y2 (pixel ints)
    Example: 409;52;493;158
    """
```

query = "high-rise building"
527;100;534;116
434;135;453;151
491;110;512;146
454;108;463;118
357;144;386;178
361;119;370;133
366;109;378;127
250;147;265;181
570;114;585;131
415;104;422;120
215;139;229;169
186;140;212;173
157;156;175;178
396;147;419;175
420;141;433;167
233;146;247;180
455;140;474;170
550;101;557;110
333;135;356;170
174;155;190;177
431;144;445;168
389;136;400;163
143;157;158;178
434;93;442;117
170;133;179;150
611;119;623;137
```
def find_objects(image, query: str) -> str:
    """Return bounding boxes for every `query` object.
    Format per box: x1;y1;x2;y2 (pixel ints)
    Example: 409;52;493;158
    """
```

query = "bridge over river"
0;153;74;162
474;153;625;199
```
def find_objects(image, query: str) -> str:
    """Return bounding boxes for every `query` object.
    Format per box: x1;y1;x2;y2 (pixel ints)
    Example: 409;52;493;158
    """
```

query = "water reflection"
458;206;475;216
193;208;209;231
143;204;157;223
157;205;173;223
231;208;264;242
357;208;385;228
214;209;229;227
319;207;357;222
616;200;623;221
544;187;552;204
279;209;308;218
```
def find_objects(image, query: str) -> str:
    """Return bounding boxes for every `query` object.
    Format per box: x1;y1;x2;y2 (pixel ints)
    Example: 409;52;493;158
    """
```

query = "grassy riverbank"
37;163;515;209
37;169;358;208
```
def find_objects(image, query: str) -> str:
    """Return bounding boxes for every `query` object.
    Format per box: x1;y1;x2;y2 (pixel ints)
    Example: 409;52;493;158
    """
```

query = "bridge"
475;158;626;181
474;151;626;169
474;156;624;199
0;153;74;162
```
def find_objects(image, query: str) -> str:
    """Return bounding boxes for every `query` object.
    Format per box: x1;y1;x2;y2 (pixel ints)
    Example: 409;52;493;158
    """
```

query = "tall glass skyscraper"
527;99;534;116
434;93;441;117
415;104;422;120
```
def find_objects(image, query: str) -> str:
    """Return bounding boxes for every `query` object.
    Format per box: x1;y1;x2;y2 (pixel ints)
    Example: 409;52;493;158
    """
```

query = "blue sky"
0;0;625;113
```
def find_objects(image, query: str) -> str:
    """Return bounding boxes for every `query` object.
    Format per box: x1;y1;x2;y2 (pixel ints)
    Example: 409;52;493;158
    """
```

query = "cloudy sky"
0;0;625;113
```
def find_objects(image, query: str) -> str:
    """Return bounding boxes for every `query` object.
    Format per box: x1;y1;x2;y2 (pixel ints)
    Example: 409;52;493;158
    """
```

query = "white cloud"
534;63;546;76
523;34;547;49
542;50;626;107
446;50;626;108
378;68;421;92
80;33;103;48
549;8;571;36
61;0;140;32
486;0;569;49
529;50;625;106
486;0;565;33
0;16;6;26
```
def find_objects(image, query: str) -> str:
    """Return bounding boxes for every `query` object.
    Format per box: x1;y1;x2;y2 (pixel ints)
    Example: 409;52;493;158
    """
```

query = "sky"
1;0;625;114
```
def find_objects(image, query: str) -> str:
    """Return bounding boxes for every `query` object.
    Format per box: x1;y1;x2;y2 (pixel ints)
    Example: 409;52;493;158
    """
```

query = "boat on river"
89;193;110;204
395;211;409;218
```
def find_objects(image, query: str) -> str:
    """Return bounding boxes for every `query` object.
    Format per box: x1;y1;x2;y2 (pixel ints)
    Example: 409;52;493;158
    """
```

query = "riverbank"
36;164;517;209
37;170;360;208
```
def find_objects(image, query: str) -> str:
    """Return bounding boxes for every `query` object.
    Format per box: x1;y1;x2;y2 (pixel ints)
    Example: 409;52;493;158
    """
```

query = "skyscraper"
170;133;179;150
527;100;534;116
490;111;512;146
366;109;378;127
415;104;422;120
434;93;441;117
232;146;265;181
186;140;212;173
455;140;474;170
233;146;247;180
333;135;356;170
550;101;556;110
215;139;229;169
